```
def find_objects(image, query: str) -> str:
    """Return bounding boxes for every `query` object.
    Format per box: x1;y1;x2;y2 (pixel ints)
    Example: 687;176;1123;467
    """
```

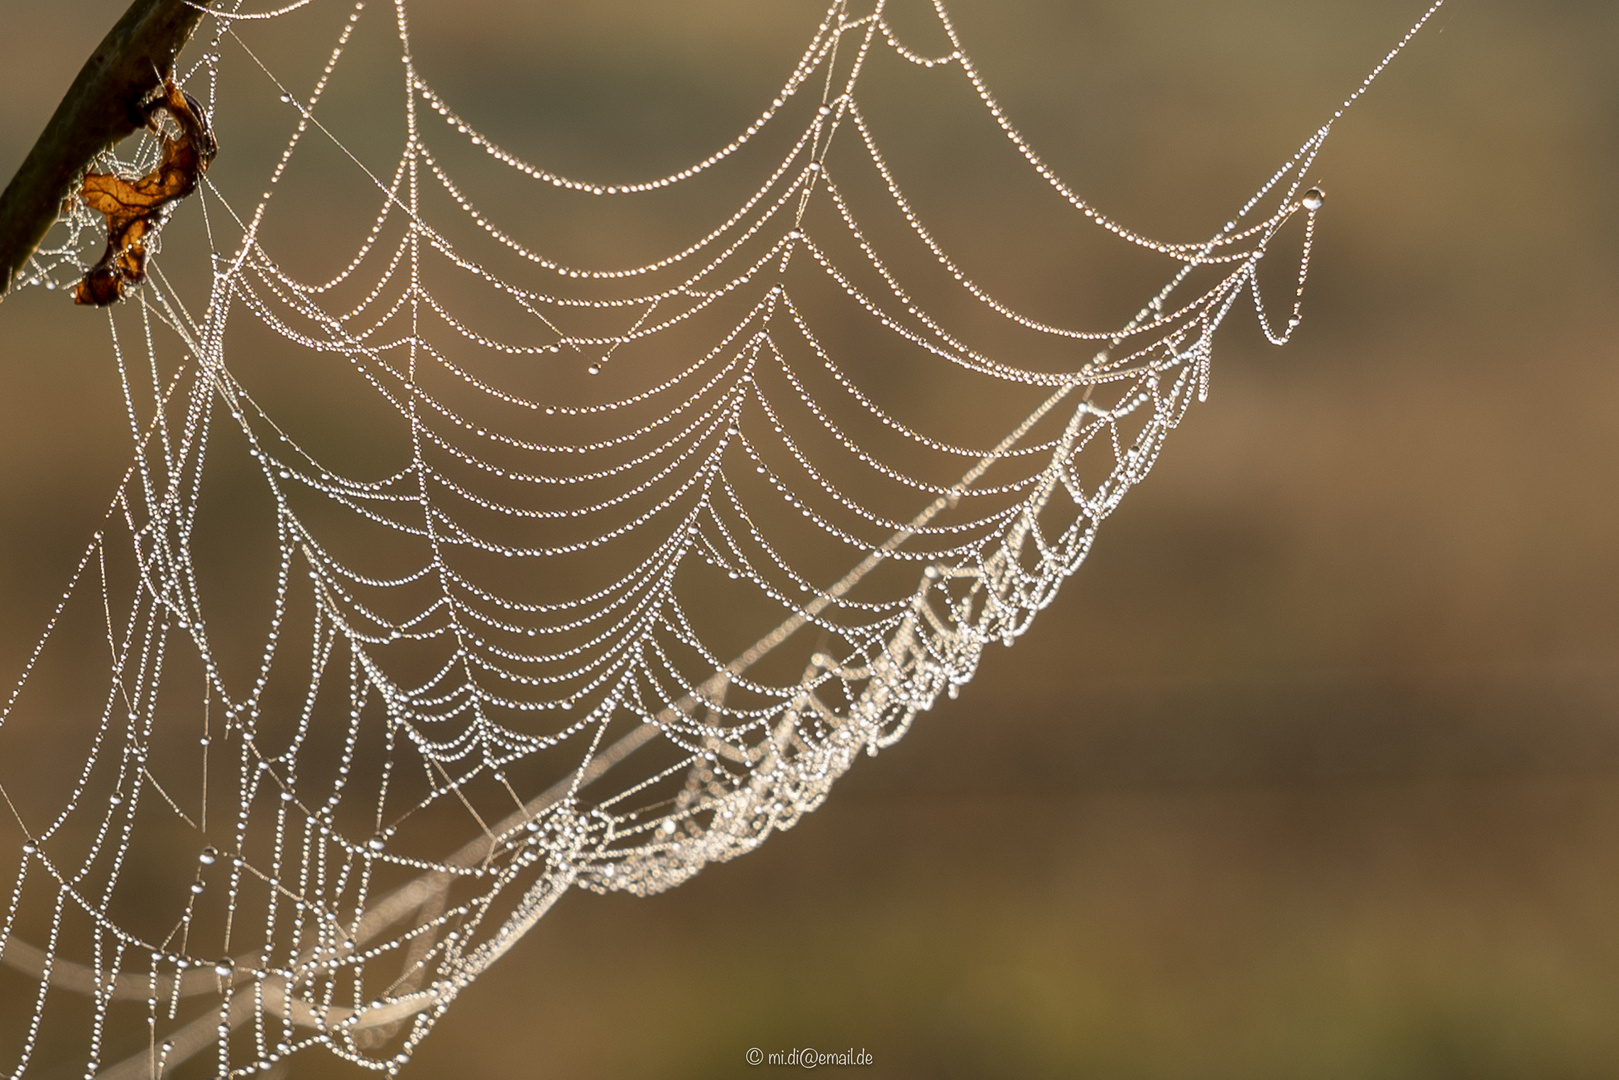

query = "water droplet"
200;846;218;864
1302;187;1324;211
214;961;232;977
367;837;385;851
586;365;601;375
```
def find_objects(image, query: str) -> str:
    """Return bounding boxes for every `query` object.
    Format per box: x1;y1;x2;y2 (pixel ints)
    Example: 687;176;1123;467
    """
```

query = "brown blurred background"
1;0;1617;1077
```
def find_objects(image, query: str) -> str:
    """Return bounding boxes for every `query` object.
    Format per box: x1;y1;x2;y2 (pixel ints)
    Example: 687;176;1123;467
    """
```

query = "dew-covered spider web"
0;0;1442;1075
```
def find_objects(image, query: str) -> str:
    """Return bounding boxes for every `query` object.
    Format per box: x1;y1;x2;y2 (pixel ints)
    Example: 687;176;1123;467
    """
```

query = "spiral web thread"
0;0;1442;1076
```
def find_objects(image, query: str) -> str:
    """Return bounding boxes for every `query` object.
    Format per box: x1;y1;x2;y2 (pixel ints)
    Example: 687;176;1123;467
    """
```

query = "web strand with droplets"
0;1;1444;1076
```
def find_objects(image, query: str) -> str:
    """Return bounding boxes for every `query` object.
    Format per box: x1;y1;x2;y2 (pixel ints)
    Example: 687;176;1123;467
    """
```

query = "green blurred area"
1;0;1617;1077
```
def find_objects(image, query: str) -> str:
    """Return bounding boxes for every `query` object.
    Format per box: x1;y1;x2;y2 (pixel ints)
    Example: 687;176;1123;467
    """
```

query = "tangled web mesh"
0;0;1442;1075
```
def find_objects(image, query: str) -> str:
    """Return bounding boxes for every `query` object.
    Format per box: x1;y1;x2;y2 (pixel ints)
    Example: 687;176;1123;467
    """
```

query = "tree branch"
0;0;208;299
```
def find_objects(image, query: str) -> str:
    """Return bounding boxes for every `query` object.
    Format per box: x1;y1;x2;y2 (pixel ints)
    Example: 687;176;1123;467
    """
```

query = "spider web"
0;0;1442;1075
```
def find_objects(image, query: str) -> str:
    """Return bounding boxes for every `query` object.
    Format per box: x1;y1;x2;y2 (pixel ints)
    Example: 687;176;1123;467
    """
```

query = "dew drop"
1302;187;1324;211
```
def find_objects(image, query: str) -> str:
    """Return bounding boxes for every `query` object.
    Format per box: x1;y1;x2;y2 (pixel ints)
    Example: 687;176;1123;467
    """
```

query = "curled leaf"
74;79;216;307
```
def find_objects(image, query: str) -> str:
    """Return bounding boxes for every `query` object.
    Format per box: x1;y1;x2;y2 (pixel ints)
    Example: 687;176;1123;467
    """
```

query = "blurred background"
1;0;1617;1077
